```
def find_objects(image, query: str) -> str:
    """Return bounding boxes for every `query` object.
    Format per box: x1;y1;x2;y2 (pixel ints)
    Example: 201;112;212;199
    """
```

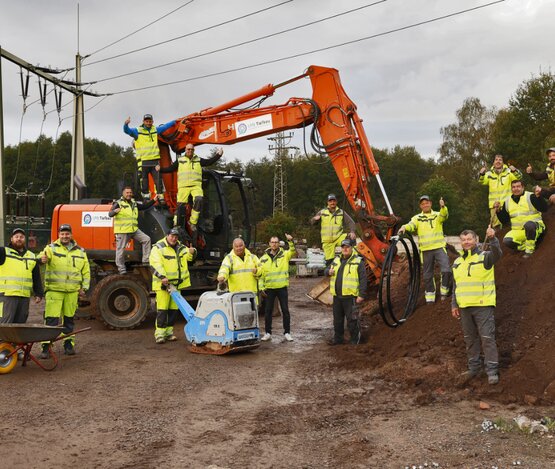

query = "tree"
437;97;497;192
492;71;555;169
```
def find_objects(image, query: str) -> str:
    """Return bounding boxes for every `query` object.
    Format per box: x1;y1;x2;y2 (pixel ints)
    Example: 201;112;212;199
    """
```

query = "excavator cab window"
221;174;252;245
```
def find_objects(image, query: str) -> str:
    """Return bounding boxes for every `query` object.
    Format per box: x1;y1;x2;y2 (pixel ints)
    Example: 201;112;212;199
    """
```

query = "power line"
106;0;506;96
85;0;195;58
92;0;387;84
82;0;294;67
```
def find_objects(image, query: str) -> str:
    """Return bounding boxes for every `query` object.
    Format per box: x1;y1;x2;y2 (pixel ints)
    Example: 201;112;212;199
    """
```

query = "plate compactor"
168;285;261;355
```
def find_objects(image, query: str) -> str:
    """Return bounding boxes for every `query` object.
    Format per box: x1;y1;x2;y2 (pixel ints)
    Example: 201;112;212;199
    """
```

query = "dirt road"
1;277;554;468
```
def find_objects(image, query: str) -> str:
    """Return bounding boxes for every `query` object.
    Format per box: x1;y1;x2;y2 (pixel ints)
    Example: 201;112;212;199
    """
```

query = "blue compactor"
168;285;261;355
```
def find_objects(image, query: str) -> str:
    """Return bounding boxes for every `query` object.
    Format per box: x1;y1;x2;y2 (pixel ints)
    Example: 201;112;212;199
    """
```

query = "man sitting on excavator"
161;143;224;233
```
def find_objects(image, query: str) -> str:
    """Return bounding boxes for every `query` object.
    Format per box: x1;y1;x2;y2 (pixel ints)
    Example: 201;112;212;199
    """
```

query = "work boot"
155;337;166;344
522;251;533;259
488;374;499;385
327;338;344;346
456;369;480;387
166;335;178;342
39;345;50;360
64;342;76;356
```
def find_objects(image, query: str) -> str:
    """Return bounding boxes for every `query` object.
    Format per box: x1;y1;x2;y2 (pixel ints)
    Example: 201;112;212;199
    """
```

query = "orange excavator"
53;65;418;330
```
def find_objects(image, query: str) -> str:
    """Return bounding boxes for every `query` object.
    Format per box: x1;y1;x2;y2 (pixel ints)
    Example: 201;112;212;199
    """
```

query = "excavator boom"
158;65;399;281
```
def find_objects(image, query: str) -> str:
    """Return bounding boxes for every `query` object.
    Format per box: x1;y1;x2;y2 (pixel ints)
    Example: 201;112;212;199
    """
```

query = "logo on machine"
199;125;216;140
235;114;273;137
82;212;113;227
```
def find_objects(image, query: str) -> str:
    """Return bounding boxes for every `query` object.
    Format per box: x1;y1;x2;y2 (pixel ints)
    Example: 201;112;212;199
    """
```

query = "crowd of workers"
0;111;553;386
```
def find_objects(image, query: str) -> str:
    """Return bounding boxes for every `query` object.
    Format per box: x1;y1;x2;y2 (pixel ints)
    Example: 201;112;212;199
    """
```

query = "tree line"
2;71;554;246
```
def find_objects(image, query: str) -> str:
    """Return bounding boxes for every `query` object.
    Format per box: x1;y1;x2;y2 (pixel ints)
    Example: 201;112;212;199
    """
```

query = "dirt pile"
335;208;555;405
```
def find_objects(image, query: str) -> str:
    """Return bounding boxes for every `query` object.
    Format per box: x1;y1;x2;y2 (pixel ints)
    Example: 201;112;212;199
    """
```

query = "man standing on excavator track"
161;143;224;232
149;227;197;344
123;114;175;203
526;147;555;204
311;194;356;266
109;186;156;275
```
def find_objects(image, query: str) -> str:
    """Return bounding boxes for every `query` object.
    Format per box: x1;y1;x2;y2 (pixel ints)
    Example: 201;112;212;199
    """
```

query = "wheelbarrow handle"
50;327;92;344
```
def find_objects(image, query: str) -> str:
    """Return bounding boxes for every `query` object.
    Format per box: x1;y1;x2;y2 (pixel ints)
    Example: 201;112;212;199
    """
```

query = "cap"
11;227;25;236
546;147;555;154
59;224;72;233
168;227;180;236
419;195;431;202
143;114;153;120
327;193;337;201
340;238;353;247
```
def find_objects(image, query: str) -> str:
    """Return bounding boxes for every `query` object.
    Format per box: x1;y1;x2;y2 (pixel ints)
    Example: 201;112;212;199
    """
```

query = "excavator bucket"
307;276;333;306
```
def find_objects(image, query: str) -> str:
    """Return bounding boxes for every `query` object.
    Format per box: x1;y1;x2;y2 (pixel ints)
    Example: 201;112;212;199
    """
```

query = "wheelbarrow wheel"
0;342;17;374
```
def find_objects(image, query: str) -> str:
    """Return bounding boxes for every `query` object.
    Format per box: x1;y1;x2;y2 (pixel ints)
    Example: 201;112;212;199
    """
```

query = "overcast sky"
0;0;552;165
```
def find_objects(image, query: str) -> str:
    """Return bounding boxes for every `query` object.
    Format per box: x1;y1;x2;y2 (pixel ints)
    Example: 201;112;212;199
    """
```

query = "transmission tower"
268;132;298;216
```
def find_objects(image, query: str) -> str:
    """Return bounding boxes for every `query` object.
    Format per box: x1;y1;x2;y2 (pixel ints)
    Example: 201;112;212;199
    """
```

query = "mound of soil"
335;208;555;405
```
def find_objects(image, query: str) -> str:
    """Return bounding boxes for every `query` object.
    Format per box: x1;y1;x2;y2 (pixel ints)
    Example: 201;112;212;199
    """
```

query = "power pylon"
268;132;298;216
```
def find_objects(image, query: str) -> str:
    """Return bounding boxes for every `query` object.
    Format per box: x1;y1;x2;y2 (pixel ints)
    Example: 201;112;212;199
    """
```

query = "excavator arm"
158;65;399;282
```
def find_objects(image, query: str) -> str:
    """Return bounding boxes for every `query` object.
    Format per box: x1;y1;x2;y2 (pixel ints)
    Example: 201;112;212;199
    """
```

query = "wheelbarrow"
0;324;91;374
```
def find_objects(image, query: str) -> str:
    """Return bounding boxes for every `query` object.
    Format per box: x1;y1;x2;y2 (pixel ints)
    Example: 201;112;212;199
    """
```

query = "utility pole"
0;46;102;240
268;132;298;216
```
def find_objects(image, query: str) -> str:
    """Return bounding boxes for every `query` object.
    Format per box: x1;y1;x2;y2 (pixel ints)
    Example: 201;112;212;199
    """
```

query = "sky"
0;0;553;165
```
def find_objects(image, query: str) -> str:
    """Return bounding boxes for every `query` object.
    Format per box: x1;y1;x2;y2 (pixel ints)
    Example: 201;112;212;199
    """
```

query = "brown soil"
1;211;554;468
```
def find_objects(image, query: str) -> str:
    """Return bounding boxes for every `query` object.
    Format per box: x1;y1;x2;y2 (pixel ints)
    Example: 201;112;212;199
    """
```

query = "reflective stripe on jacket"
0;247;36;297
217;248;260;293
320;208;345;243
504;191;544;230
452;251;496;307
42;240;90;293
114;198;139;234
403;207;448;251
178;155;203;188
259;241;295;290
330;252;361;297
135;125;160;162
149;238;196;291
479;164;522;208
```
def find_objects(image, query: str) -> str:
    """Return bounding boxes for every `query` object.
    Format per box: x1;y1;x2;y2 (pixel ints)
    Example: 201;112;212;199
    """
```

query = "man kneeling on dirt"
324;239;366;345
40;224;90;358
451;226;502;385
149;228;196;344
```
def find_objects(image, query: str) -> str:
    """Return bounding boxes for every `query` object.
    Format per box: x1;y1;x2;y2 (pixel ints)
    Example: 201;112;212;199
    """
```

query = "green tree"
492;71;555;170
437;97;497;192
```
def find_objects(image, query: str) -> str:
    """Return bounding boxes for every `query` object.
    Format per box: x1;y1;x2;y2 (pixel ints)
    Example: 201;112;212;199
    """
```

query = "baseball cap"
340;238;353;247
419;195;431;202
546;147;555;154
327;193;337;201
59;224;72;232
143;114;153;120
11;227;25;236
168;227;180;236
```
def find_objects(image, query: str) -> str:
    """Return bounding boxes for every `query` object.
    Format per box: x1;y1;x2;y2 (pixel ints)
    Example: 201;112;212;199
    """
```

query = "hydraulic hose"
378;233;421;328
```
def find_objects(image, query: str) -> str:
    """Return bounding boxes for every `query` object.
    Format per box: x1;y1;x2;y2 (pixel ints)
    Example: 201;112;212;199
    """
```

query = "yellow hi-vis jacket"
504;191;545;230
0;248;37;297
113;198;139;234
479;164;522;208
259;241;295;290
329;252;362;297
218;248;261;293
149;238;196;291
452;250;496;307
320;208;345;243
135;125;160;163
178;154;203;189
41;240;90;293
545;164;555;187
402;207;448;252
